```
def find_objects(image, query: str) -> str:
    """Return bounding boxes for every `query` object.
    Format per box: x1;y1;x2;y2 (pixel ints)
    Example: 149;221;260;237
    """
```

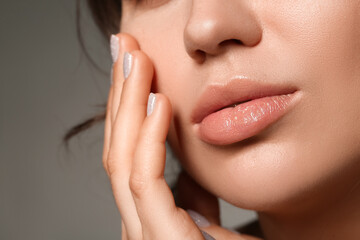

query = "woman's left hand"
102;33;260;240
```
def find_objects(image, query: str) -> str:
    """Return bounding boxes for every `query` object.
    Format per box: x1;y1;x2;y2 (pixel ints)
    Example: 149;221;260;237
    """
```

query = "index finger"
110;33;140;124
103;33;140;176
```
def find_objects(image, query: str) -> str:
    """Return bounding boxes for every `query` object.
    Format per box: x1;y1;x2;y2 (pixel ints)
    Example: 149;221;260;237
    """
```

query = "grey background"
0;1;256;239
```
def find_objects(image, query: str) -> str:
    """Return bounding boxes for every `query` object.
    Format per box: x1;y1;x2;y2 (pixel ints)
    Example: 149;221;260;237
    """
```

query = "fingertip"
117;32;141;50
147;92;156;116
187;209;211;228
111;32;141;64
128;50;154;79
110;35;120;63
146;93;172;121
110;33;141;84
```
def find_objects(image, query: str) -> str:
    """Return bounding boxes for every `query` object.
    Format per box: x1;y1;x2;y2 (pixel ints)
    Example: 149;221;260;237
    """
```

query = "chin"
202;135;358;216
210;140;306;212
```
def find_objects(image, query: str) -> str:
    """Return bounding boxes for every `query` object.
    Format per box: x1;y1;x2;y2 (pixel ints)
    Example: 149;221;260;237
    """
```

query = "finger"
110;33;140;124
129;94;204;240
109;50;154;176
107;50;154;239
102;86;114;176
106;34;141;239
185;210;259;240
203;224;262;240
104;33;140;176
121;221;128;240
176;171;220;225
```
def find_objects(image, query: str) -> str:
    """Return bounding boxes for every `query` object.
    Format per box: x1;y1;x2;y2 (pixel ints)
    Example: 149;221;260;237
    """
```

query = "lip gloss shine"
196;92;301;145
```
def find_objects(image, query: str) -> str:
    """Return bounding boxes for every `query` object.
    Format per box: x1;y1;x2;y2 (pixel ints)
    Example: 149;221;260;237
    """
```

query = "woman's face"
120;1;360;213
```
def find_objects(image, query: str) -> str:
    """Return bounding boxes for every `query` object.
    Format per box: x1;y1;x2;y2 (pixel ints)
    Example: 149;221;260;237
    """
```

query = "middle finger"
110;33;140;124
108;48;154;239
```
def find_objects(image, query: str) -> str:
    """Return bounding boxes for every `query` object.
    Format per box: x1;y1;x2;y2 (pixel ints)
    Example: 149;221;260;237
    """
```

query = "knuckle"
106;155;119;177
129;172;149;198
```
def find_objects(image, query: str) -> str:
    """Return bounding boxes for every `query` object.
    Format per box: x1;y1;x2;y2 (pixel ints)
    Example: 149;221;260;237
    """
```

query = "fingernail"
110;35;119;63
123;52;133;79
187;209;211;228
147;93;156;116
201;230;216;240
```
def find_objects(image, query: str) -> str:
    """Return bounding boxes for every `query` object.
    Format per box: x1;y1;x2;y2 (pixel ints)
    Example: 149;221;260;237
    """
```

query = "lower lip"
195;92;301;145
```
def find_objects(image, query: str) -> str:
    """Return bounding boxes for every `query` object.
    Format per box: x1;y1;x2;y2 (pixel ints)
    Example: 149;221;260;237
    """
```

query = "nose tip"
184;19;240;59
183;2;262;63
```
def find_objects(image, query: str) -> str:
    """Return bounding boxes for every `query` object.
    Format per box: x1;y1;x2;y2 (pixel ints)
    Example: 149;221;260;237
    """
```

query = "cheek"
121;11;189;97
262;1;360;144
261;1;360;70
121;16;196;155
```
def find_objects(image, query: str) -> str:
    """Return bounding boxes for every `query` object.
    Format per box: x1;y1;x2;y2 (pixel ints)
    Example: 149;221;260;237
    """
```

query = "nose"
184;0;262;62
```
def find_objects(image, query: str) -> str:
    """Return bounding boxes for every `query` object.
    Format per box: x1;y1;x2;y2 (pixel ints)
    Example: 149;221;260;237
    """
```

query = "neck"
257;176;360;240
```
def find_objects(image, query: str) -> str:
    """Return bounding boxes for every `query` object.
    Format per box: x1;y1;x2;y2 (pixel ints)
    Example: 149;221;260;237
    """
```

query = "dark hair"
63;0;122;143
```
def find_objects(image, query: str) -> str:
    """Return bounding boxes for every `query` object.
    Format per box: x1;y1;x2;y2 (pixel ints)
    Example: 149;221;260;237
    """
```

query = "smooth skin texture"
105;0;360;239
104;34;258;239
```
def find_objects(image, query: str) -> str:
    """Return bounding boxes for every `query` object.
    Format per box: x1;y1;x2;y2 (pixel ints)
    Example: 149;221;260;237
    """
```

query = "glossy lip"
190;76;299;124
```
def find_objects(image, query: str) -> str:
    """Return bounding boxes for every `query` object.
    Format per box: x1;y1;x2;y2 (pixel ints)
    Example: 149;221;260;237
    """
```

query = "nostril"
193;50;206;63
232;39;243;44
220;39;243;47
195;49;205;56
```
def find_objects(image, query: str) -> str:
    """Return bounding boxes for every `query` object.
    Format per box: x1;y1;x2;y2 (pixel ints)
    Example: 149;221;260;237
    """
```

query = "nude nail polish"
201;230;216;240
187;209;211;228
123;52;133;79
147;93;156;116
110;35;119;63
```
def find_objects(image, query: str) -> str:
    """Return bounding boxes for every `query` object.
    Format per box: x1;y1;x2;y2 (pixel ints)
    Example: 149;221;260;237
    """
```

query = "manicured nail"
187;209;211;228
110;35;119;63
147;93;156;116
201;230;216;240
123;52;133;79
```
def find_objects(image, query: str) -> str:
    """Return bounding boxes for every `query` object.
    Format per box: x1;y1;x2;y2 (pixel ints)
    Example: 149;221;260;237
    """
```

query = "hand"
103;33;262;240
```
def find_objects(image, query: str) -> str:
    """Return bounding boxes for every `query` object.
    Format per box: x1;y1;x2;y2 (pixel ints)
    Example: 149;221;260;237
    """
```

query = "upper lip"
191;76;298;124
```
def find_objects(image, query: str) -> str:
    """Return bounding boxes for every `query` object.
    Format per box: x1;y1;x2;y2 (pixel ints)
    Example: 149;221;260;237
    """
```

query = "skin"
104;0;360;239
